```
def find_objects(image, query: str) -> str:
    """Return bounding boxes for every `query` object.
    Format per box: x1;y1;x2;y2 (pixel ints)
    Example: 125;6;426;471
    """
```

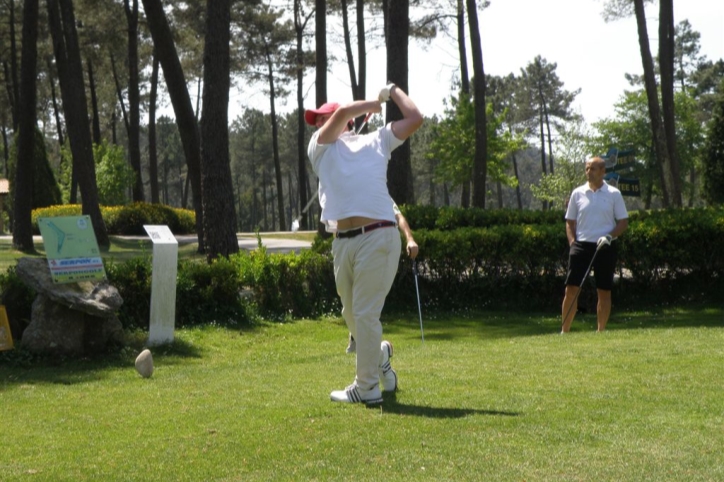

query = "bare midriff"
336;216;387;230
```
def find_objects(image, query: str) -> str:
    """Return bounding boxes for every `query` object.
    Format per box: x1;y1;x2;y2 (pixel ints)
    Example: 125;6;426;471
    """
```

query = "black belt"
336;220;397;239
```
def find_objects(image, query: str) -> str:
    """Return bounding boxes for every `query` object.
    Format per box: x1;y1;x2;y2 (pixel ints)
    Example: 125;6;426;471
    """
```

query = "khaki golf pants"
332;226;401;391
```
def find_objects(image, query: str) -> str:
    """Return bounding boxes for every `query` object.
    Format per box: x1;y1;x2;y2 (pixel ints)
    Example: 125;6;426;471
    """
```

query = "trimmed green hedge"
31;202;196;235
401;205;565;230
3;207;722;337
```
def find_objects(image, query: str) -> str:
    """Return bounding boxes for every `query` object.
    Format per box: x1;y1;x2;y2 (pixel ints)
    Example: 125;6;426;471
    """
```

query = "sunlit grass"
1;306;722;481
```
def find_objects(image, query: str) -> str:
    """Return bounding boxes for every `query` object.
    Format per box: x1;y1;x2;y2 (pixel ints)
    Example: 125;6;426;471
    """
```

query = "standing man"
306;84;423;404
562;156;629;333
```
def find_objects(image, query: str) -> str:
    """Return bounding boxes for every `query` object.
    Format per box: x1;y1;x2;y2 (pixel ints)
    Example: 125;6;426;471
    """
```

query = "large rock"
15;258;124;356
16;258;123;317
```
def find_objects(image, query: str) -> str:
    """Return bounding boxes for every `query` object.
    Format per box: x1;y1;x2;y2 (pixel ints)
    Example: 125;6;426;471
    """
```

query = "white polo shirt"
308;124;404;231
565;181;628;242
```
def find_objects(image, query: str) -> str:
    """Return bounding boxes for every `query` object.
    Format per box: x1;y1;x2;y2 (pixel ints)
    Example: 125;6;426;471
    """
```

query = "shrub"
105;256;152;330
233;247;338;320
107;256;251;330
93;141;136;206
176;257;250;326
32;203;196;235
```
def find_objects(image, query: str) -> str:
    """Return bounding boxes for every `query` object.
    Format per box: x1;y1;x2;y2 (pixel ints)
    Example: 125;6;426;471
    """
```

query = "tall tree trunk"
3;62;15;130
341;0;358;99
314;0;328;236
511;152;523;210
294;0;309;229
148;54;159;203
356;0;366;101
633;0;671;207
544;102;554;175
13;0;39;252
124;0;144;202
110;52;129;133
87;58;101;144
467;0;488;209
266;52;286;232
200;0;238;260
457;0;470;95
460;182;470;207
315;0;327;107
48;57;75;203
47;0;109;248
8;0;20;129
2;110;9;177
457;0;471;209
47;58;64;147
658;0;682;206
386;0;414;205
538;109;548;210
141;0;204;251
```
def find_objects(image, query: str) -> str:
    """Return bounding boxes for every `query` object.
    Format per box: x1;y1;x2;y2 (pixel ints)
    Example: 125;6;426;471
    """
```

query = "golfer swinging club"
305;83;423;404
561;156;629;333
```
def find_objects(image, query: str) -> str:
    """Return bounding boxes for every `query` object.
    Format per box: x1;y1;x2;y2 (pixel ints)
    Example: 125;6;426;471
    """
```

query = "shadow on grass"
377;393;520;418
383;303;723;341
0;337;204;389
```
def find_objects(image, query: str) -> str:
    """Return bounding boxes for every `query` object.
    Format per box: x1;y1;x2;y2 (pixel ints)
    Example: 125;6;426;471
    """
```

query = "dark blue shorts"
565;241;617;291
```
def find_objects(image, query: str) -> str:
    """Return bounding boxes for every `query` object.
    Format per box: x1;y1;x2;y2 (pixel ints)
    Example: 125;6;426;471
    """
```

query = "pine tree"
702;84;724;205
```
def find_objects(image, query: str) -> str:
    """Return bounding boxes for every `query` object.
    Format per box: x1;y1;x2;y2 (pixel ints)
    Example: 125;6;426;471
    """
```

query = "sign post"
143;225;178;346
602;147;641;197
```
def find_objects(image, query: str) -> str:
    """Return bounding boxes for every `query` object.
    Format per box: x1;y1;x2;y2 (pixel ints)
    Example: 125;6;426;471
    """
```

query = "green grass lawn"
1;307;722;481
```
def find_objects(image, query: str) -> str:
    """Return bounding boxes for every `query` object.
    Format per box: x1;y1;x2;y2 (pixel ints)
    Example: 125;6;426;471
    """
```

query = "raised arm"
383;84;423;141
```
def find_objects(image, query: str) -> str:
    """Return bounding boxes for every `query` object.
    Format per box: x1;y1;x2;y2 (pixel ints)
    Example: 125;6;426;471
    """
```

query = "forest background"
2;0;724;260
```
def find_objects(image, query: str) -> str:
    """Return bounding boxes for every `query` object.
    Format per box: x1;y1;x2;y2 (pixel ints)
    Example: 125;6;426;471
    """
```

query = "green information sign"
37;216;106;283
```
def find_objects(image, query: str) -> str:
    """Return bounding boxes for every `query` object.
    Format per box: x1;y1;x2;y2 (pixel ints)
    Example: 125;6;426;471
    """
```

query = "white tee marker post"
143;225;178;346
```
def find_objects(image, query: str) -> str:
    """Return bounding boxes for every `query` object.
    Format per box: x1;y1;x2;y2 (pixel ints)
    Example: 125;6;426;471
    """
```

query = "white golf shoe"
330;383;383;405
379;340;398;392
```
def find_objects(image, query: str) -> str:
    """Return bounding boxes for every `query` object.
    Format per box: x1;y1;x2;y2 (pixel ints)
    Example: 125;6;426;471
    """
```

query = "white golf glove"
597;235;613;248
378;83;395;102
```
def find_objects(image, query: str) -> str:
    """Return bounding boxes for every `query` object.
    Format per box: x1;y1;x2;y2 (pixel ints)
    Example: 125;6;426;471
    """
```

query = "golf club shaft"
356;112;373;134
562;244;602;328
291;191;320;228
413;260;424;343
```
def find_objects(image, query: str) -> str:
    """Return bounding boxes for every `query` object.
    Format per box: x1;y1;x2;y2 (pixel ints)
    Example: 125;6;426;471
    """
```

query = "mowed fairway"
1;307;722;481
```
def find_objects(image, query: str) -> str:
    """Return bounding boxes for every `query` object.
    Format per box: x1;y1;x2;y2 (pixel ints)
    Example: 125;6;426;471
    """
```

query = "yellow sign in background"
0;305;14;351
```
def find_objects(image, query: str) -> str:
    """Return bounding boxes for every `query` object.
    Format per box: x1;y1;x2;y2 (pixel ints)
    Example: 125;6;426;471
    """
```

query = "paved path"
9;233;313;255
122;233;312;254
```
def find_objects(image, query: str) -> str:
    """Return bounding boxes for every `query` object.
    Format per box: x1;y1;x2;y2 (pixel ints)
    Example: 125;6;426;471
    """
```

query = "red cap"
304;102;340;126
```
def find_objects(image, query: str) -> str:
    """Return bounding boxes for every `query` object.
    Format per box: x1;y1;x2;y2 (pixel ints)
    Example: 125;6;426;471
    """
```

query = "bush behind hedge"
32;202;196;235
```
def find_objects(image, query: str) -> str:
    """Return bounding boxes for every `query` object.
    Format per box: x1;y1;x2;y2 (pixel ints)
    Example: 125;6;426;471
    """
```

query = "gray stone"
15;257;125;356
135;349;154;378
16;258;123;317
